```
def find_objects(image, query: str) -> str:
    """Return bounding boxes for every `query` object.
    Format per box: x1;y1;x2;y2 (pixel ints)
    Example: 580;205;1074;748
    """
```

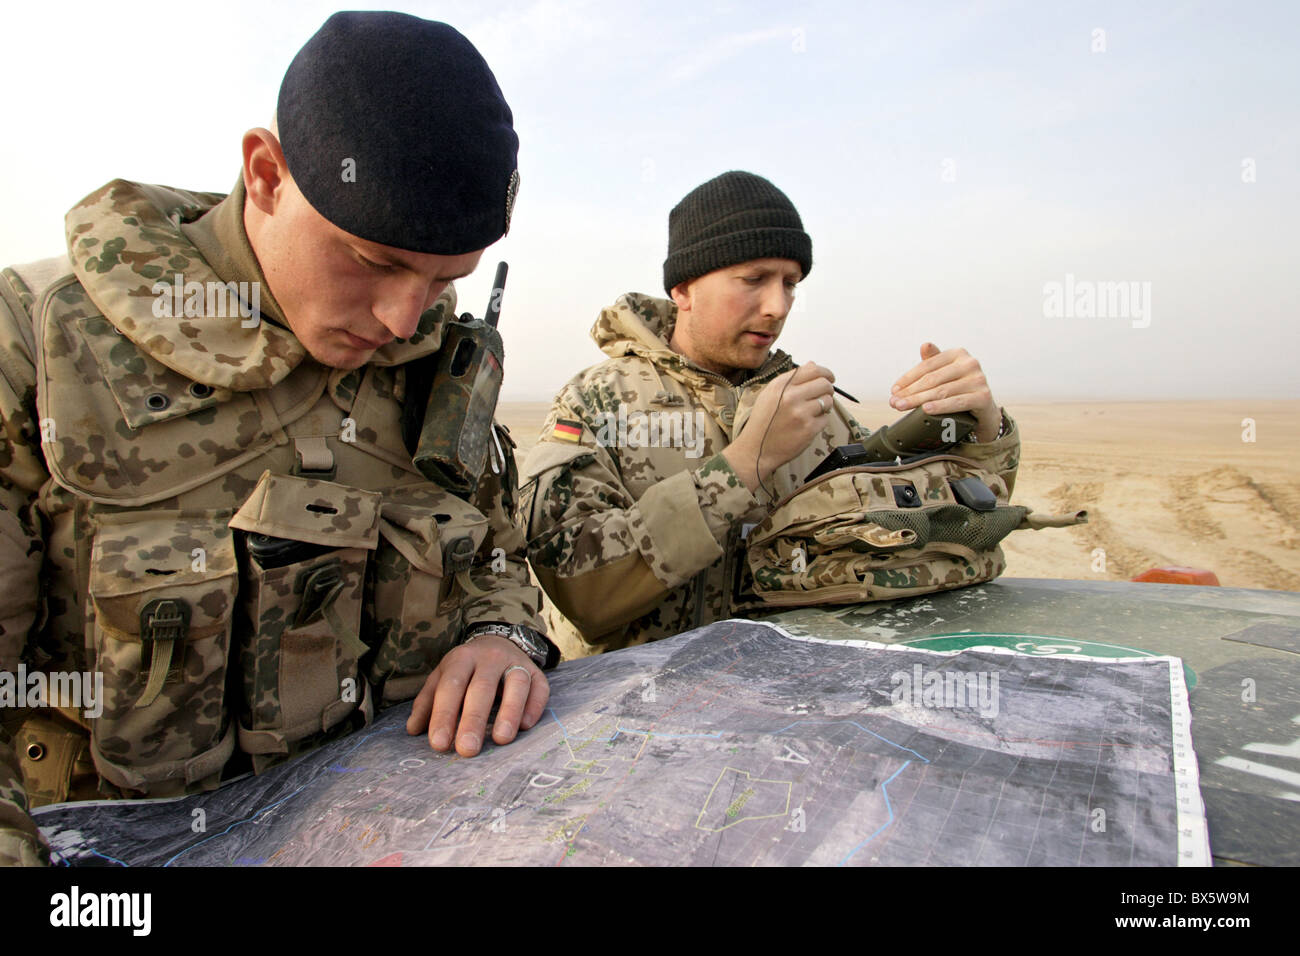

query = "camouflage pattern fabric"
0;180;544;864
745;454;1085;606
521;294;1022;658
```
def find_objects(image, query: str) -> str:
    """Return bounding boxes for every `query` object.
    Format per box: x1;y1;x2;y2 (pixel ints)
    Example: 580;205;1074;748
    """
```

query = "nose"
373;278;449;340
762;277;793;320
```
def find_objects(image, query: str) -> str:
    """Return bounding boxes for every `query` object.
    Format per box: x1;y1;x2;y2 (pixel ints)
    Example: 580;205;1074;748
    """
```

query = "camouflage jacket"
0;180;543;865
521;293;1020;657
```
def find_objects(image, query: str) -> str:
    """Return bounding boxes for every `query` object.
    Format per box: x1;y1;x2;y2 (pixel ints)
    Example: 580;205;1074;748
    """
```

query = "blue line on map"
837;761;912;867
86;847;129;867
51;845;128;867
162;724;402;867
770;720;931;763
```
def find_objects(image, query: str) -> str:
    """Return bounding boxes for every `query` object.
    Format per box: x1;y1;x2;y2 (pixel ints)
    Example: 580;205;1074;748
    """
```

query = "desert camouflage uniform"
0;180;543;865
521;293;1020;657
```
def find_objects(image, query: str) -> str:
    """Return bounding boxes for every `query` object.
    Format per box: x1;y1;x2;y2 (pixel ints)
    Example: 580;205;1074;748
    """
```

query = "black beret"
277;12;520;255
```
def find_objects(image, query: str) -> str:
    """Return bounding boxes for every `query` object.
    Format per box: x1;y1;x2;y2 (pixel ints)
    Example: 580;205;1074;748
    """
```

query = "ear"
669;279;693;313
242;128;289;216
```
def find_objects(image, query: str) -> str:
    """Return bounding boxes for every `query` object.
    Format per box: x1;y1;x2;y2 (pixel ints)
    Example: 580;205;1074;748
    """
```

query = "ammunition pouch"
85;510;239;794
229;472;379;771
366;483;489;705
744;454;1087;606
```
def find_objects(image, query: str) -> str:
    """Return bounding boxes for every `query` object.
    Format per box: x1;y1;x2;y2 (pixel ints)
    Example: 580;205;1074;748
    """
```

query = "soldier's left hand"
890;342;1001;442
406;635;549;757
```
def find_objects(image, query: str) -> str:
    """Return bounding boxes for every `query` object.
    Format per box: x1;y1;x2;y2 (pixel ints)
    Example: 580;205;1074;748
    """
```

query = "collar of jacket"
64;179;453;393
590;292;792;389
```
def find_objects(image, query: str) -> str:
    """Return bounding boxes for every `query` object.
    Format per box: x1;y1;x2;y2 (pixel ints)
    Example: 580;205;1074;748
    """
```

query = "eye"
353;250;394;272
741;275;763;285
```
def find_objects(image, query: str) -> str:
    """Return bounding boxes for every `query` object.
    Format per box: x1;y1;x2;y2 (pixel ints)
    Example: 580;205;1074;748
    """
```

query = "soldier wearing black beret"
0;11;552;866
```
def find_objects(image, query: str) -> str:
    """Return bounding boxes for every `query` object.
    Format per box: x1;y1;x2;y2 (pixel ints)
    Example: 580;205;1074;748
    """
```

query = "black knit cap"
277;12;519;255
662;171;812;293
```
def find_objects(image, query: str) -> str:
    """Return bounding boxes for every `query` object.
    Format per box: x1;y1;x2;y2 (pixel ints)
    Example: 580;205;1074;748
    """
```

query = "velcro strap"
134;639;175;709
295;435;335;473
321;585;369;660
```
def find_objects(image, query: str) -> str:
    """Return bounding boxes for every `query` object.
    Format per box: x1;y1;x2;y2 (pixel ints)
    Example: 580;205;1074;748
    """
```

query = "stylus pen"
792;364;861;404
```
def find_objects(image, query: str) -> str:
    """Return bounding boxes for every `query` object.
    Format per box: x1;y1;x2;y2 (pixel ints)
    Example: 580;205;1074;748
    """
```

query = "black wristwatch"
461;622;559;670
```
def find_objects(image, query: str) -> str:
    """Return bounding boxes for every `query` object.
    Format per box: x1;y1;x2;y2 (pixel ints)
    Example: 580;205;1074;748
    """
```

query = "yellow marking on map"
544;815;588;844
565;759;609;775
695;767;793;832
545;777;593;807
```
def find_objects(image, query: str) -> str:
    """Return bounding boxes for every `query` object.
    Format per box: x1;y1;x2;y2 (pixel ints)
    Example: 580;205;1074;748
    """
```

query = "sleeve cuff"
633;453;756;590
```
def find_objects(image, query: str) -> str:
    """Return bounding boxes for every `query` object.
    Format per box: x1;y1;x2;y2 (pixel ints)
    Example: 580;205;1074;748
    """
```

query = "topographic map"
36;620;1209;866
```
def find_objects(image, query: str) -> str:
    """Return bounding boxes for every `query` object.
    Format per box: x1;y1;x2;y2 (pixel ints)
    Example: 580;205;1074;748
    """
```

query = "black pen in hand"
792;363;860;404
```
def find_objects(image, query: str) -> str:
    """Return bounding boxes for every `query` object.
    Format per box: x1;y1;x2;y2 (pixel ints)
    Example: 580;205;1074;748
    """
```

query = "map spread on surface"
36;620;1209;866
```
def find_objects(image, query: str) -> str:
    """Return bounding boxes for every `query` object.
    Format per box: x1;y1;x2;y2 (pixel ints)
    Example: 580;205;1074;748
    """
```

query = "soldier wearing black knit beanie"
662;170;813;295
522;168;1017;659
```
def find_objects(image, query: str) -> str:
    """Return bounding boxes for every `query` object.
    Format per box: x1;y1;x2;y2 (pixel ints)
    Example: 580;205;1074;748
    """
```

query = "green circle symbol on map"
900;633;1197;688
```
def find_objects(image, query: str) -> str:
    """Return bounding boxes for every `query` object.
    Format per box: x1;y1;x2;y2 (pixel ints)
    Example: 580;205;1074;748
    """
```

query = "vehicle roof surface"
761;577;1300;866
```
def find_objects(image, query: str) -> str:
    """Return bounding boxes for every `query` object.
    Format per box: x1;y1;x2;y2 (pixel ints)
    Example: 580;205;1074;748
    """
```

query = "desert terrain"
500;399;1300;593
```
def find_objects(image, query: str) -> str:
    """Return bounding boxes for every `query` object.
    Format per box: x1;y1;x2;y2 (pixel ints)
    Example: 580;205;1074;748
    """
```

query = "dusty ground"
499;399;1300;593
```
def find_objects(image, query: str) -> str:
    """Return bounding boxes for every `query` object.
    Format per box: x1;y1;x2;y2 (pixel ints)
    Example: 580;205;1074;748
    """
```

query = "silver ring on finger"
817;396;828;415
504;664;532;679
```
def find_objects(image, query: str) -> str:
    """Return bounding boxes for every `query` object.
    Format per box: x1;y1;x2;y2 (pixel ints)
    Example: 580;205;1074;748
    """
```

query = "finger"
425;651;474;752
519;670;550;731
785;377;839;407
406;667;440;736
902;381;992;415
920;342;941;361
892;346;959;393
490;665;535;745
891;361;968;407
792;362;836;385
454;666;503;757
893;349;981;401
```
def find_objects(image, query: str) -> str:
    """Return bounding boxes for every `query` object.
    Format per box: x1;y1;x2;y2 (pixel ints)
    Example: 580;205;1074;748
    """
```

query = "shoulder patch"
552;419;583;443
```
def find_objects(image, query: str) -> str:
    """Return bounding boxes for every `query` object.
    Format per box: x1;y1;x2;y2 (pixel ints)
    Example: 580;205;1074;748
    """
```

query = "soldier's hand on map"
890;343;1001;442
724;361;838;493
406;635;549;757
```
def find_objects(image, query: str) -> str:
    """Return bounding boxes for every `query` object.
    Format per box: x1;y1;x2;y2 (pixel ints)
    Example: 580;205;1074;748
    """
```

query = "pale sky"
2;0;1296;402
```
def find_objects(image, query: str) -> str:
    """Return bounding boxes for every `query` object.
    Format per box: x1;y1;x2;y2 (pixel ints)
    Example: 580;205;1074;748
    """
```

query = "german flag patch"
552;419;583;443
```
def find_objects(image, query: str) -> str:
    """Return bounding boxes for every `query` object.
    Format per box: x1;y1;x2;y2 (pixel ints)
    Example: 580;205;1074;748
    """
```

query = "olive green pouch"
368;482;490;705
229;471;380;767
86;510;239;794
745;455;1086;606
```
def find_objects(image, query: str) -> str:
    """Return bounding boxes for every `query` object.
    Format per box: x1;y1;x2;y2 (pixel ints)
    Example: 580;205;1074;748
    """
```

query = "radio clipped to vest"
412;262;508;497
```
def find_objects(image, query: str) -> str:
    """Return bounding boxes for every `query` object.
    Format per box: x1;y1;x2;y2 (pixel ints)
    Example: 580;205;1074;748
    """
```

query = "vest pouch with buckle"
368;482;490;705
229;471;381;771
85;510;240;795
744;454;1088;607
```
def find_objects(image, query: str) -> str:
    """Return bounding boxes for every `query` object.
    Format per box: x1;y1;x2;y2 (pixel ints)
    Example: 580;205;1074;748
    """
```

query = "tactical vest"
742;453;1088;606
8;260;507;801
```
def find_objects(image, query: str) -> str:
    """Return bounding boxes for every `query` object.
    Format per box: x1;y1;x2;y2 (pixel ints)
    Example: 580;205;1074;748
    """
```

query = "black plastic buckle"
445;535;477;574
293;561;343;626
892;483;922;508
290;459;338;482
949;476;998;512
139;598;190;670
